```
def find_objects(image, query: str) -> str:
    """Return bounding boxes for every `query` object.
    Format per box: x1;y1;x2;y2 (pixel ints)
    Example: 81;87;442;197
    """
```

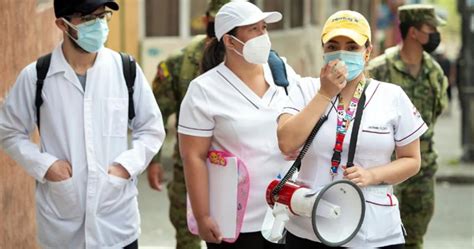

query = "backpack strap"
119;52;137;120
35;53;52;130
268;50;289;95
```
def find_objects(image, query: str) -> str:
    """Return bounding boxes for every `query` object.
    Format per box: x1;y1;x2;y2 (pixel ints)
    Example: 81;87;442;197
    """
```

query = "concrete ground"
138;89;474;249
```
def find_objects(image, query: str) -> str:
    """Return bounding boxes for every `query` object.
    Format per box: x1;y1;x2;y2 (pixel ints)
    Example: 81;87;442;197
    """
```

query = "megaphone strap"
271;97;335;198
347;80;370;168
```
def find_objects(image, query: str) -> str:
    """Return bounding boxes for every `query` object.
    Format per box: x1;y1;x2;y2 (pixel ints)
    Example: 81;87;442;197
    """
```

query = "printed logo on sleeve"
412;105;421;119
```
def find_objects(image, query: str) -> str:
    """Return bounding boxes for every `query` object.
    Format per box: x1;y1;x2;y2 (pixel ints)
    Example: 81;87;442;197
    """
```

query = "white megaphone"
264;179;365;247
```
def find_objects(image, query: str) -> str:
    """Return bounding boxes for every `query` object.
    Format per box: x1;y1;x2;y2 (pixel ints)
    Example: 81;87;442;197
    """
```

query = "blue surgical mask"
323;50;366;81
62;18;109;53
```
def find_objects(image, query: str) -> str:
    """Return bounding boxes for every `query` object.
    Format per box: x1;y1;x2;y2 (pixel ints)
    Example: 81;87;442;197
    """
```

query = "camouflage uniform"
367;5;448;249
151;1;229;248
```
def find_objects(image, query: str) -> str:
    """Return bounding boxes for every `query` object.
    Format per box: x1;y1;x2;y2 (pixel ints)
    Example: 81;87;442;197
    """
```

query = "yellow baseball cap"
321;10;371;46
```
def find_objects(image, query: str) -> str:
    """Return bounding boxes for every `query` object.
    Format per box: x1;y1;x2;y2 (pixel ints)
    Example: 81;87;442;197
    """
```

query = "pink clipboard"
187;150;250;243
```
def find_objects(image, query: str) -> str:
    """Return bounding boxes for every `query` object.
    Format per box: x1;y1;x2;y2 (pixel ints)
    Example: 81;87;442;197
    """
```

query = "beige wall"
107;0;140;60
0;1;62;248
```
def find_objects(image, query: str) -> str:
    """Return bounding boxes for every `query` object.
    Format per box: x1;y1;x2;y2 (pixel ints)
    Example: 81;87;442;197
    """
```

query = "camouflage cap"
398;4;446;26
208;0;231;17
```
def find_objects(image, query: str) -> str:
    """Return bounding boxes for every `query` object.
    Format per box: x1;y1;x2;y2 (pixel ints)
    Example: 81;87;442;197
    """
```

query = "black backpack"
35;52;136;130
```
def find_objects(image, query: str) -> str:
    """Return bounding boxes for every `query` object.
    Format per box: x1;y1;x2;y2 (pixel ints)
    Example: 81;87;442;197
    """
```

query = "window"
190;0;208;36
145;0;211;37
290;0;304;28
329;0;349;14
263;0;284;30
145;0;180;36
310;0;321;25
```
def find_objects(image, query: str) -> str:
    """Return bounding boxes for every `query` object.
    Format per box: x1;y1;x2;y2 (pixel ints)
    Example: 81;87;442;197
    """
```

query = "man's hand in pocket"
45;160;72;182
108;163;131;179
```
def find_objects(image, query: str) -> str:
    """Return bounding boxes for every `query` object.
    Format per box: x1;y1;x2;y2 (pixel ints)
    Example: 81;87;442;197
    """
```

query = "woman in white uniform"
277;11;427;249
178;1;297;248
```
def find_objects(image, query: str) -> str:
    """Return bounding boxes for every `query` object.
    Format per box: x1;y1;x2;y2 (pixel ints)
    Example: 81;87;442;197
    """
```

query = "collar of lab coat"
47;43;106;92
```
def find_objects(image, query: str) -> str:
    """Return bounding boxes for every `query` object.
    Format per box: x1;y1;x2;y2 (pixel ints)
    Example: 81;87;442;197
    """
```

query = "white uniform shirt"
178;62;297;232
282;78;427;248
0;45;166;249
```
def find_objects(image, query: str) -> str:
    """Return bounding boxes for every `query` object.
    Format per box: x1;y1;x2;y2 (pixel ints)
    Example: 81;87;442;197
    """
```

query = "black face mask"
206;21;215;38
422;31;441;53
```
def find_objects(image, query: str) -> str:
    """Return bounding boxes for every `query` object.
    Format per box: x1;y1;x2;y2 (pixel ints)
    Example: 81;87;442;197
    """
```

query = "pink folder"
187;150;250;243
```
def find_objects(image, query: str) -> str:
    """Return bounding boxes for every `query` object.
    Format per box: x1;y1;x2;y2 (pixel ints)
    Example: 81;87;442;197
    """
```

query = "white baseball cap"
215;1;282;41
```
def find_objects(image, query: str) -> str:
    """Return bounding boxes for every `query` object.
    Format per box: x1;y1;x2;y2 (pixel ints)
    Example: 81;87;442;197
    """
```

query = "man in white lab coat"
0;0;166;248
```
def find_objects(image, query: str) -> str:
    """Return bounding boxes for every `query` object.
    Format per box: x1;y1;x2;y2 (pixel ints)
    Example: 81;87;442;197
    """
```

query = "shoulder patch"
157;61;171;81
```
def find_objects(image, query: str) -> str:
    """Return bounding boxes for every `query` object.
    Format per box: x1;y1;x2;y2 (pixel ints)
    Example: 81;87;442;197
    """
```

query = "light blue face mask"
323;50;366;81
62;18;109;53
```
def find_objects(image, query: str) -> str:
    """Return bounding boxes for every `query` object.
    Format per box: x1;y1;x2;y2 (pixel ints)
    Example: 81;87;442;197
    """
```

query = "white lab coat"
0;44;166;249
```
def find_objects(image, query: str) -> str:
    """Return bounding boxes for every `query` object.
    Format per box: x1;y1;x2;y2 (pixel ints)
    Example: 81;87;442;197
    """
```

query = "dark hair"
399;21;423;40
201;28;237;73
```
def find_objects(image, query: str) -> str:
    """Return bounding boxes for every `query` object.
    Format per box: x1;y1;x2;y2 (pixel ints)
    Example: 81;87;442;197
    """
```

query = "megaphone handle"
270;210;289;241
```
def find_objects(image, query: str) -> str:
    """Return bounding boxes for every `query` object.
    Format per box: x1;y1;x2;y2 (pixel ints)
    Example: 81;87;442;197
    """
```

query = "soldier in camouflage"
146;1;230;248
367;4;448;249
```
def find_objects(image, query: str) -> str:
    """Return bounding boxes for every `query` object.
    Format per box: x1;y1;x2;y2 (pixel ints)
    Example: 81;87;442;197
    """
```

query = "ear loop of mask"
229;35;245;57
61;18;80;41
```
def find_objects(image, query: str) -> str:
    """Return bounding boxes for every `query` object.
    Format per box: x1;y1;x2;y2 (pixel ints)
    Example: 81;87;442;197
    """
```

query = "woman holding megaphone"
277;10;426;249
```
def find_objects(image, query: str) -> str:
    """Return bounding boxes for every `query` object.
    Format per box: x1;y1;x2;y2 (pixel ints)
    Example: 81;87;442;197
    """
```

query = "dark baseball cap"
398;4;446;27
54;0;119;18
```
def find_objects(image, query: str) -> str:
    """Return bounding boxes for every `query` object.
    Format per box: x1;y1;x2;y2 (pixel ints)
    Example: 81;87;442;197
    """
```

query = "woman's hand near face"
319;59;348;98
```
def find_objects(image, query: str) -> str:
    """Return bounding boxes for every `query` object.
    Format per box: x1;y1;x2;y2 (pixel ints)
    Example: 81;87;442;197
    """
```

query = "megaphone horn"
265;179;365;247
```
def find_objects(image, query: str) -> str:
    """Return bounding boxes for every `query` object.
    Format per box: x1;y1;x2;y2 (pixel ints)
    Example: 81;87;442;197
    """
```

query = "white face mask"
231;33;271;64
